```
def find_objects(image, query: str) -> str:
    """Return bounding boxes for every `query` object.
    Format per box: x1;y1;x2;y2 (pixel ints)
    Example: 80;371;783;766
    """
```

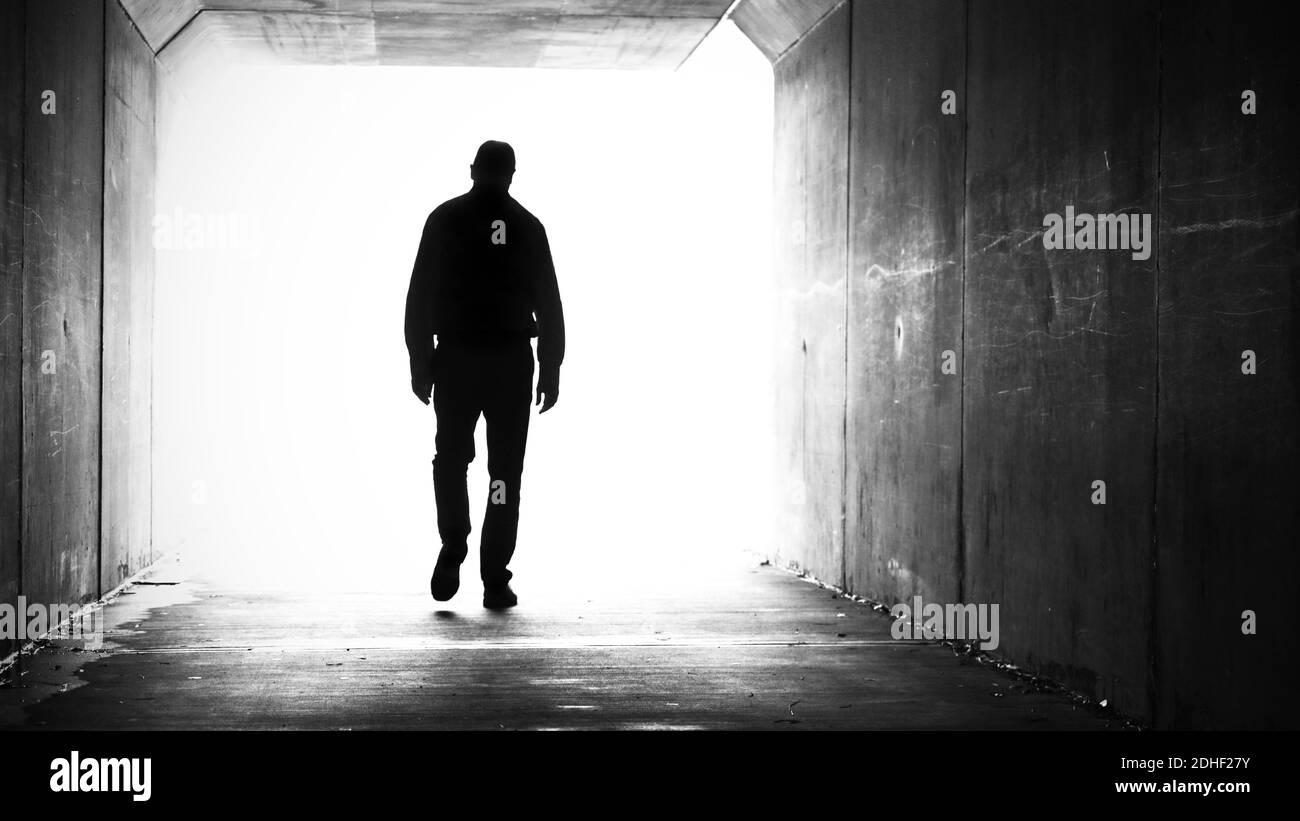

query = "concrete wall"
22;0;106;609
964;0;1160;717
770;4;848;585
846;0;964;608
1;0;157;657
0;1;25;659
750;0;1299;727
1155;3;1299;729
102;0;157;593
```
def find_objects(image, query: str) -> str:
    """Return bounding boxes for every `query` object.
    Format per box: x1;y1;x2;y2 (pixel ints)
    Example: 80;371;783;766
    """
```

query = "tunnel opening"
150;22;777;596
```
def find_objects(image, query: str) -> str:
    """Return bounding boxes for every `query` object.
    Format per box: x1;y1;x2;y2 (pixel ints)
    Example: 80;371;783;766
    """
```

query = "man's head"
470;140;515;191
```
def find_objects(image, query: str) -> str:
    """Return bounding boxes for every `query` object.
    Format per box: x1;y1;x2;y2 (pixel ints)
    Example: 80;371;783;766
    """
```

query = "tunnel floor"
1;556;1117;730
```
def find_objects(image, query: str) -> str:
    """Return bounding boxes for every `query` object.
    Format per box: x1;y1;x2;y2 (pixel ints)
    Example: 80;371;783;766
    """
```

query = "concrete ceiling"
120;1;739;70
731;0;841;61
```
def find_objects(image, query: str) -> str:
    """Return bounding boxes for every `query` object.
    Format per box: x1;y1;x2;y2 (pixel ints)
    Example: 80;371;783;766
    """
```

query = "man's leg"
480;340;534;595
431;343;480;599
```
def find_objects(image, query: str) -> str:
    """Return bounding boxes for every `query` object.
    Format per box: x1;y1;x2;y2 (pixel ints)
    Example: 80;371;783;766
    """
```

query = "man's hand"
535;369;559;414
412;378;433;405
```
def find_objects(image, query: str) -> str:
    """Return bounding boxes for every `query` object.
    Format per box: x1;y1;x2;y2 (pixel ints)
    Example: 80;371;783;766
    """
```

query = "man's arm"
532;224;564;413
404;211;441;404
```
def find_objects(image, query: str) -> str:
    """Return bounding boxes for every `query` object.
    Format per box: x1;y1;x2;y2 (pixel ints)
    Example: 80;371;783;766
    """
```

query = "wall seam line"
956;0;971;605
16;0;28;647
1148;0;1165;730
149;56;157;569
98;2;108;601
840;0;851;591
674;0;745;70
113;0;152;53
153;7;202;59
771;0;849;67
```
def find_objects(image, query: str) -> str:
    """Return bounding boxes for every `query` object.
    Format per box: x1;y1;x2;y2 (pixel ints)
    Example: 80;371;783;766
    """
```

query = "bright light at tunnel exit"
152;22;776;596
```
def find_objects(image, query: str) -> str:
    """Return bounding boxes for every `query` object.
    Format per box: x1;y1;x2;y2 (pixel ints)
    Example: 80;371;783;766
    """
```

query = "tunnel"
1;0;1297;753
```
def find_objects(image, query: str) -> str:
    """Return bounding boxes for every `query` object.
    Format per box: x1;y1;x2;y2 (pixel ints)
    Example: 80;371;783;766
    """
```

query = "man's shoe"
483;582;517;609
430;556;461;602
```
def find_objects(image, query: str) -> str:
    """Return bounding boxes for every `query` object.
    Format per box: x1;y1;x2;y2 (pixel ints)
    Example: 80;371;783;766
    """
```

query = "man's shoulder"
428;192;473;221
505;197;546;232
424;192;545;234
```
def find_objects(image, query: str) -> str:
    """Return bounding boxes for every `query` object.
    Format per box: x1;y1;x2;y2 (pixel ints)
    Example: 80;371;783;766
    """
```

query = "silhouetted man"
404;140;564;609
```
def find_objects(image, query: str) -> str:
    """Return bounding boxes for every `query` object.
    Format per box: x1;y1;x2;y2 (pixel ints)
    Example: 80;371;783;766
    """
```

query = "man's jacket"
404;186;565;383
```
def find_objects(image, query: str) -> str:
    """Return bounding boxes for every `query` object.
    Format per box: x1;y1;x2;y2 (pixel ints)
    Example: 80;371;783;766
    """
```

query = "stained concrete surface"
761;0;1297;728
770;5;849;589
4;0;159;632
121;0;733;70
22;0;106;609
1;555;1117;731
0;0;25;661
101;0;159;594
846;0;964;607
732;0;842;61
963;0;1160;720
1155;3;1300;730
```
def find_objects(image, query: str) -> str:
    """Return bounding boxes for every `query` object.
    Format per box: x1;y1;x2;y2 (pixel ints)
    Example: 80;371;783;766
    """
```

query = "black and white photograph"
0;0;1295;805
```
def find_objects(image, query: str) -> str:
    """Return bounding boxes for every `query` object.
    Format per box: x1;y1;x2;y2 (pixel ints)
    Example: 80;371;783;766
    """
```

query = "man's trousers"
431;335;534;585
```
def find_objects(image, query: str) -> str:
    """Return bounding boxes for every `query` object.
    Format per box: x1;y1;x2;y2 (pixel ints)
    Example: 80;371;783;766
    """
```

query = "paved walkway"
1;554;1115;730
